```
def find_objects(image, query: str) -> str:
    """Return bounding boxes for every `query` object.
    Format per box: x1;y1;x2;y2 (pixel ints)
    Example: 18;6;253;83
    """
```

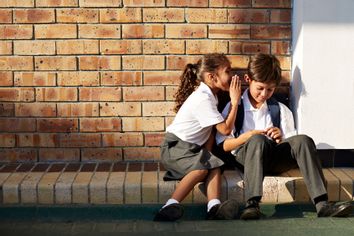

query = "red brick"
38;118;78;132
123;87;164;101
56;8;98;23
36;0;78;7
0;56;33;70
0;88;34;102
39;148;79;162
0;134;15;147
99;102;141;117
143;8;184;23
210;0;251;7
186;40;228;54
81;148;123;162
271;9;291;23
0;72;13;86
80;0;121;7
102;133;143;147
0;0;34;7
80;118;121;132
228;55;250;69
186;9;227;23
229;9;269;23
123;147;160;161
209;24;250;39
14;9;55;23
251;25;291;39
100;8;141;23
122;56;164;70
14;40;55;55
0;103;14;117
57;40;99;55
166;24;206;38
0;41;12;55
79;87;121;101
122;117;164;132
167;0;208;7
60;133;101;147
143;102;175;116
166;55;200;70
0;149;37;162
79;56;121;70
35;56;77;71
100;40;142;55
252;0;291;8
15;103;56;117
79;24;121;39
143;71;180;85
35;24;77;39
166;86;178;101
277;56;291;70
143;40;185;54
36;87;77;101
57;72;99;86
144;133;164;146
14;72;56;86
57;103;99;117
0;118;36;132
0;25;32;39
101;72;142;86
122;24;164;39
124;0;164;6
271;41;291;55
17;134;60;147
229;41;270;54
0;9;12;23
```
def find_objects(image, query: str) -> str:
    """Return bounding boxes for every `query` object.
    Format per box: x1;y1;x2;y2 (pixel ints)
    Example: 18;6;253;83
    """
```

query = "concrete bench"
0;162;353;205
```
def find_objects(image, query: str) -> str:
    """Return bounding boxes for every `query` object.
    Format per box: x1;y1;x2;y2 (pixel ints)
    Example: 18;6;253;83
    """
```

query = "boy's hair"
174;53;230;113
247;53;282;86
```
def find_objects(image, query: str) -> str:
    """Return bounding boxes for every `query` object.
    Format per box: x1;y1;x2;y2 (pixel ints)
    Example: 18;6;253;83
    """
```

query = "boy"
215;53;352;220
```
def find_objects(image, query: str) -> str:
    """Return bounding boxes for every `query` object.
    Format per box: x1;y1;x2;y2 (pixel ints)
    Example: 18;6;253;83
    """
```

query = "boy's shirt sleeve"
279;103;297;138
215;101;235;145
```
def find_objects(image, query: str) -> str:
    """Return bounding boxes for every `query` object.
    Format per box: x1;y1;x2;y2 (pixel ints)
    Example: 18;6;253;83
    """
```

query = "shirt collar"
243;89;267;112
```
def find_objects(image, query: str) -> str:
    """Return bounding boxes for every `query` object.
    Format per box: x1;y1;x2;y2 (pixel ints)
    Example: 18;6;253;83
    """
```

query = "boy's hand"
229;75;242;107
265;127;282;143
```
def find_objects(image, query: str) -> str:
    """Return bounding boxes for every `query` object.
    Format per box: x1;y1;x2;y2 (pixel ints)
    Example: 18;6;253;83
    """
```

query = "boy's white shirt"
215;89;297;149
167;82;224;146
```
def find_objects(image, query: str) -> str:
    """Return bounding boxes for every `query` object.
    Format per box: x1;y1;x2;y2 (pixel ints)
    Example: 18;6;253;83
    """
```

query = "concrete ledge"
0;162;353;205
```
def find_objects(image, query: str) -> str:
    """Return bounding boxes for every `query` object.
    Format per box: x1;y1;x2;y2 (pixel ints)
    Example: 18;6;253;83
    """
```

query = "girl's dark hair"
174;53;230;113
247;53;282;86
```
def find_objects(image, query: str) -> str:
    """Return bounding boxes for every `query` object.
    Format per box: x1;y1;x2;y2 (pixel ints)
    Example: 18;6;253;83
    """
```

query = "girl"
154;53;242;221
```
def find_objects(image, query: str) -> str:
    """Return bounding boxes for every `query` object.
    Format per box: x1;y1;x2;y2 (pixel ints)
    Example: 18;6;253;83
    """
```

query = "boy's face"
247;78;276;106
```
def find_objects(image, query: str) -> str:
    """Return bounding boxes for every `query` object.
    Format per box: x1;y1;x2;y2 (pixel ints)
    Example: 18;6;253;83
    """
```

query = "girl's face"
214;64;232;91
248;79;276;108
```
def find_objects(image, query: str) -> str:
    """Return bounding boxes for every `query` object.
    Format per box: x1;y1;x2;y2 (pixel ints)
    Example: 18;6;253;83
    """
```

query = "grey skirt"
161;133;224;181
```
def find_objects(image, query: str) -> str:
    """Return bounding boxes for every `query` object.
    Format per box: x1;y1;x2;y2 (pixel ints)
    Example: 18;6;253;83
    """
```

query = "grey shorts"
160;133;224;181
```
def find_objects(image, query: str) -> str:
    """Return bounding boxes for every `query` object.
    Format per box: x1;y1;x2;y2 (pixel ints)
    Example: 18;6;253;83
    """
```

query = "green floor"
1;203;354;236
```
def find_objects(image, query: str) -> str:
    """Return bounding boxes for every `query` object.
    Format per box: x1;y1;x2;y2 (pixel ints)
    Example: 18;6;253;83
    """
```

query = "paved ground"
1;203;354;236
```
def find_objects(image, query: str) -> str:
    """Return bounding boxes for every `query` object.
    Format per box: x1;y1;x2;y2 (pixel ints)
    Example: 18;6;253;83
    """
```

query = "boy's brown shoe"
317;201;353;217
206;199;239;220
240;200;262;220
153;203;184;221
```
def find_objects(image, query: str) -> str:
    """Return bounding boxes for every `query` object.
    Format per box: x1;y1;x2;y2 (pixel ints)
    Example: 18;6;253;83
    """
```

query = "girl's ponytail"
174;63;200;113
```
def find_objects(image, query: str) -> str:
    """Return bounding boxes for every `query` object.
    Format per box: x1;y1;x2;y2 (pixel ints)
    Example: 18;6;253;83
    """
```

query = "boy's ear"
244;74;251;83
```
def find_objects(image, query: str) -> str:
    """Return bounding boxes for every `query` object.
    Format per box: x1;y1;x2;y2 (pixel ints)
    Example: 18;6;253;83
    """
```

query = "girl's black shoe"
153;203;184;221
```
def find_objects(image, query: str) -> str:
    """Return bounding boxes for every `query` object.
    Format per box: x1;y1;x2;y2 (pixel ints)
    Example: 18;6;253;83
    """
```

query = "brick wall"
0;0;292;163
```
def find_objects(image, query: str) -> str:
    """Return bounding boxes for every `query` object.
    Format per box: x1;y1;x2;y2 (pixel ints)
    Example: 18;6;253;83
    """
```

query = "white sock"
207;199;221;212
162;198;179;208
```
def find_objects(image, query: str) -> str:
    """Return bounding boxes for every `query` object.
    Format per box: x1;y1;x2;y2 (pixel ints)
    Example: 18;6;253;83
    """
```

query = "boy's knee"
292;134;315;147
248;134;269;143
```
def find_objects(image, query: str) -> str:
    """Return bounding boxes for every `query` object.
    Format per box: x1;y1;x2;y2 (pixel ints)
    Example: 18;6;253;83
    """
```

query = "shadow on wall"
290;66;307;130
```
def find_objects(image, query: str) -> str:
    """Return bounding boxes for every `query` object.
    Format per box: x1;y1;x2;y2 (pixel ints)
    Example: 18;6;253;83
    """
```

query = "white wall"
292;0;354;149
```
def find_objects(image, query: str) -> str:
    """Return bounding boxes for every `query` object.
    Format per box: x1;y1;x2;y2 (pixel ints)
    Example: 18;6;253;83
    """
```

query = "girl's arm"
215;76;241;135
223;130;265;152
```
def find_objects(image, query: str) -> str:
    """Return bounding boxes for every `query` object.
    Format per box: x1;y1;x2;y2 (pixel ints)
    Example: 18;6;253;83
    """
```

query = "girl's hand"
229;75;242;107
239;130;265;143
265;127;282;143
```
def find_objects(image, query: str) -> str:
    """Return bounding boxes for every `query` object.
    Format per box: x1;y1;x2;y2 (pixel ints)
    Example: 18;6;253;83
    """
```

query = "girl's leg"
205;168;221;201
171;169;208;202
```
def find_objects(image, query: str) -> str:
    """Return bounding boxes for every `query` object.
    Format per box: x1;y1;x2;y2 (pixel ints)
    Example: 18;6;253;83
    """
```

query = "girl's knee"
193;169;209;177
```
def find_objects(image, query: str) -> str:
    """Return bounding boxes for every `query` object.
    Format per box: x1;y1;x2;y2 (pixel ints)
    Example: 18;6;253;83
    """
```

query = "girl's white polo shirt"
166;82;224;146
